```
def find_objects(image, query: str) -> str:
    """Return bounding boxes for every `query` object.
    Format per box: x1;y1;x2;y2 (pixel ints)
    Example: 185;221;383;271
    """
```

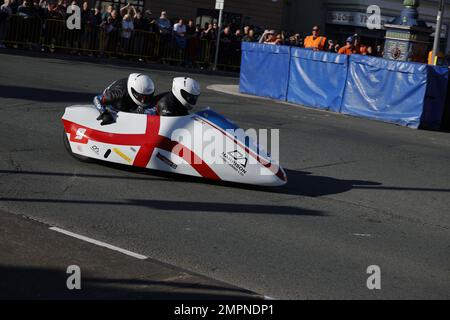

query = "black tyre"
62;128;91;162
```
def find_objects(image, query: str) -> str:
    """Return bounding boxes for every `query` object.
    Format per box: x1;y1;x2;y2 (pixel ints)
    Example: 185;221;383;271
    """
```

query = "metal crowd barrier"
0;14;241;70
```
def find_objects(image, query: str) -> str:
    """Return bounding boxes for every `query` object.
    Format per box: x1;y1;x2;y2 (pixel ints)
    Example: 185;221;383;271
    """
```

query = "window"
95;0;145;12
196;8;242;29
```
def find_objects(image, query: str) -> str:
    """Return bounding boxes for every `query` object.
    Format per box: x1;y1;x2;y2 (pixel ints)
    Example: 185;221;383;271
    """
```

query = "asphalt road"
1;52;449;299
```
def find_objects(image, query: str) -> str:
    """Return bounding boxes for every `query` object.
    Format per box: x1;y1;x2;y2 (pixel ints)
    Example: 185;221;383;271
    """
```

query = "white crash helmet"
127;73;155;107
172;77;201;109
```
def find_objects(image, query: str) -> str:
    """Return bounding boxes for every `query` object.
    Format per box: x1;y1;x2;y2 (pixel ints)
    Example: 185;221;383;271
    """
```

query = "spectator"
120;2;136;18
0;0;12;17
202;22;217;40
359;43;368;55
18;0;35;16
0;0;12;48
10;0;18;14
243;25;250;37
338;36;355;55
304;25;326;51
287;33;302;47
221;26;233;42
121;13;133;53
375;44;383;57
173;18;186;36
173;18;186;48
157;10;171;35
93;6;102;26
353;35;368;55
81;1;96;52
34;0;47;19
242;28;255;42
258;29;271;43
102;4;113;21
334;43;341;53
102;9;120;53
56;0;67;18
326;39;335;52
133;10;148;31
145;10;159;33
132;10;149;58
259;30;281;45
234;29;242;42
185;19;199;67
186;19;195;34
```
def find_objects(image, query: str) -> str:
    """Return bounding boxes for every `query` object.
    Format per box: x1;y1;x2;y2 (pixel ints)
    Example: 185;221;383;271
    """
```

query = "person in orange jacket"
428;50;445;65
338;36;356;55
304;25;327;51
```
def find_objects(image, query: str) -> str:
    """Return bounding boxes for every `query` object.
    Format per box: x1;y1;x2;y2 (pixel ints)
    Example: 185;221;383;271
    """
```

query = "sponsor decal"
104;149;111;159
220;150;248;176
113;148;132;163
228;150;248;167
75;128;86;140
90;145;100;154
156;152;178;170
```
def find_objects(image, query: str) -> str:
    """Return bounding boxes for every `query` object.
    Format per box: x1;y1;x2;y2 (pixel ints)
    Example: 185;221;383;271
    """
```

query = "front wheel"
62;128;91;162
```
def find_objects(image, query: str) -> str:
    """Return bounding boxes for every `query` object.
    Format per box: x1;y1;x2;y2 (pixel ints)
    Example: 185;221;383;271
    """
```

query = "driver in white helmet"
93;73;155;125
154;77;201;117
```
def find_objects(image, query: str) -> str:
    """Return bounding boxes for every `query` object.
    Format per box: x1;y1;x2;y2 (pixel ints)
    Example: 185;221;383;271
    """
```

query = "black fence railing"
0;15;241;70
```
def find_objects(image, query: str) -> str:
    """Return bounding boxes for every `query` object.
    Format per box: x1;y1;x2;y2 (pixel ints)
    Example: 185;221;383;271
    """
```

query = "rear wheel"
62;128;91;162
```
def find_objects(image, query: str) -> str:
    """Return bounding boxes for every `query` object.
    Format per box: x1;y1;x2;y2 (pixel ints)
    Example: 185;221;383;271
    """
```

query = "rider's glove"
96;110;115;126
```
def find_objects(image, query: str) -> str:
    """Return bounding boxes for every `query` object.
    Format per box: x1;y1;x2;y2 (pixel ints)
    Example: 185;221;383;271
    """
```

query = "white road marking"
352;233;372;238
49;227;148;260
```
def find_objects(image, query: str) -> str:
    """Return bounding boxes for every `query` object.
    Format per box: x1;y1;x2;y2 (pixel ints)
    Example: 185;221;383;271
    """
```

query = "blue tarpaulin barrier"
239;42;290;100
341;55;428;129
239;43;449;129
421;66;449;129
287;48;348;112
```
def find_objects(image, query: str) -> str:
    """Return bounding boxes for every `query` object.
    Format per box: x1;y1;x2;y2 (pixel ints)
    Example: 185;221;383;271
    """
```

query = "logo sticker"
227;150;248;168
90;145;99;154
220;150;248;176
156;152;178;170
113;148;132;163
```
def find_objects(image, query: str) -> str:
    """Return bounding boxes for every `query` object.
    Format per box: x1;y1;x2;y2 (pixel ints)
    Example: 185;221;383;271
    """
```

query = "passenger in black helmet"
154;77;201;117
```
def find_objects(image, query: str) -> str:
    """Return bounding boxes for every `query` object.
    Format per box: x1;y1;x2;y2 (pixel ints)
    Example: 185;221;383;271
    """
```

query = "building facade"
283;0;450;52
94;0;450;52
95;0;285;30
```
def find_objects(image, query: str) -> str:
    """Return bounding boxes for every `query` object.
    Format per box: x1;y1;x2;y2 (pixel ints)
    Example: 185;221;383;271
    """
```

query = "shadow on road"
0;197;325;216
0;265;259;300
277;169;382;197
2;167;450;199
0;85;96;103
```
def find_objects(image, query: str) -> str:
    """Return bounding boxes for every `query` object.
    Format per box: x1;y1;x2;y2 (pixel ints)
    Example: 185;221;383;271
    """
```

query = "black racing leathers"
99;78;142;113
154;91;190;117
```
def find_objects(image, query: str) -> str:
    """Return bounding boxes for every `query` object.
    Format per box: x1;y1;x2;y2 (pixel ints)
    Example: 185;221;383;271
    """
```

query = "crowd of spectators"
0;0;384;64
256;25;384;57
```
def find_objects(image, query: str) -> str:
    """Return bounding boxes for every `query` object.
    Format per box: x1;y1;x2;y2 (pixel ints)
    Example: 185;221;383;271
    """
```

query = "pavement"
0;210;260;299
0;52;450;299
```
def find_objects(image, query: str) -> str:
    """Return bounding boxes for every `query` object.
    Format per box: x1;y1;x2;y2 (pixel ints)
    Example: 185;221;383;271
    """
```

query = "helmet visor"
181;89;199;106
131;88;153;105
